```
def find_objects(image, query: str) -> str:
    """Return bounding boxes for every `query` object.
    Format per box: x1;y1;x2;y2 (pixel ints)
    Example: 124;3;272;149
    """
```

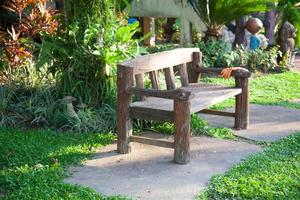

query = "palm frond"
188;0;277;27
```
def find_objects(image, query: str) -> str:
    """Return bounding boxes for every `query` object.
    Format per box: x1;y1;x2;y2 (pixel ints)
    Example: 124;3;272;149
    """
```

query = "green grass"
202;71;300;109
139;114;234;140
0;129;130;200
197;132;300;200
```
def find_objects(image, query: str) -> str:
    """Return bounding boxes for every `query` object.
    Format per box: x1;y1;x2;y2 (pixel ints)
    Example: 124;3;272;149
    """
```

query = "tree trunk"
233;17;247;48
164;18;176;43
264;9;278;46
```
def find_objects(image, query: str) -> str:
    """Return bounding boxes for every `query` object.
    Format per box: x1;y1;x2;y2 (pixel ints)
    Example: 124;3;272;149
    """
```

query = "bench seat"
130;84;241;122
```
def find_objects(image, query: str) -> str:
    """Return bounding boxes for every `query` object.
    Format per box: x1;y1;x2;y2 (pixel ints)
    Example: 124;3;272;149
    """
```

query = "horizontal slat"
128;87;192;99
194;67;251;78
130;107;174;122
120;48;200;74
198;109;236;117
130;135;174;149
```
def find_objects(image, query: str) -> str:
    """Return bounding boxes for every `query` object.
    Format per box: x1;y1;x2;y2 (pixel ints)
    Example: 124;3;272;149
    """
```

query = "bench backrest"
118;48;202;99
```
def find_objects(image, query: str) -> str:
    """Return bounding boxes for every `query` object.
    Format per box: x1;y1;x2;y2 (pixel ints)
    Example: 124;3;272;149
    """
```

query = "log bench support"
235;77;249;129
117;48;251;164
117;67;133;154
174;93;191;164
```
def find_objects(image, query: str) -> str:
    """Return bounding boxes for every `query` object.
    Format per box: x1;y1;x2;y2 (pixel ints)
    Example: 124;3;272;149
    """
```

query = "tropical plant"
196;38;230;67
38;0;143;105
188;0;277;40
0;0;59;71
196;39;280;71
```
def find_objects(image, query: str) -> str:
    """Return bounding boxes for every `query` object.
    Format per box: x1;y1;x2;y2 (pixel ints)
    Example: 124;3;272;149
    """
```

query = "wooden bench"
117;48;251;164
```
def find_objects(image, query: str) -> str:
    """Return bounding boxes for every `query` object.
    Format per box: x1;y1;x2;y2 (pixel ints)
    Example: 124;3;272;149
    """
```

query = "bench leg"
117;66;133;154
174;98;191;164
235;77;249;130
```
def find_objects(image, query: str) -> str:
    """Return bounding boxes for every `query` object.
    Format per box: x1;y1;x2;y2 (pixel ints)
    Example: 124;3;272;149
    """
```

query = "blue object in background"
128;18;138;24
249;35;261;50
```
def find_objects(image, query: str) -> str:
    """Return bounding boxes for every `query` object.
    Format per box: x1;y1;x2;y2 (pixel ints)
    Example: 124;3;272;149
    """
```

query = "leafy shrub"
0;84;117;133
39;2;143;105
196;39;230;68
224;46;280;72
0;0;58;69
196;39;280;72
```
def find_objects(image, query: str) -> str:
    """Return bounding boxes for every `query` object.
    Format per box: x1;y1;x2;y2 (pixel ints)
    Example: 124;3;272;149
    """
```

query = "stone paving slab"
65;135;260;200
199;104;300;142
290;99;300;104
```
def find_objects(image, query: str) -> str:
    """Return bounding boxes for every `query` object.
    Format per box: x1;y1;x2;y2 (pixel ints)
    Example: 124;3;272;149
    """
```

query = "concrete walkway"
65;104;300;200
199;104;300;142
65;135;260;200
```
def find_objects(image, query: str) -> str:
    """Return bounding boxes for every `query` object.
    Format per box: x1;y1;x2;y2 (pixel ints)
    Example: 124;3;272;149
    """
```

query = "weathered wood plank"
164;67;176;90
179;63;189;87
128;87;191;99
120;48;200;74
234;77;249;129
174;95;191;164
194;67;251;78
149;70;160;89
117;66;133;154
188;52;202;83
130;107;174;122
130;135;174;149
190;88;241;113
130;86;242;113
135;74;146;101
198;109;236;117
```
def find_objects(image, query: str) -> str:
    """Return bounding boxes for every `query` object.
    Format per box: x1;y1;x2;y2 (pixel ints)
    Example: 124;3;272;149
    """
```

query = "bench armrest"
127;87;194;100
194;66;251;78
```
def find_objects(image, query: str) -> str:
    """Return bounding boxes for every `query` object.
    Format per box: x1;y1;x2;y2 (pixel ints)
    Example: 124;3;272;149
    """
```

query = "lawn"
197;132;300;200
0;72;299;200
0;129;129;200
203;71;300;109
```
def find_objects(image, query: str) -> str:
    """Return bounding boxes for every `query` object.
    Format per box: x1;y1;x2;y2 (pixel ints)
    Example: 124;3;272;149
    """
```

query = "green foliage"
145;44;178;54
0;128;130;199
202;71;300;109
279;1;300;48
197;132;300;199
142;115;234;140
0;84;117;133
38;0;143;105
196;39;230;67
226;46;280;72
188;0;276;35
196;40;279;72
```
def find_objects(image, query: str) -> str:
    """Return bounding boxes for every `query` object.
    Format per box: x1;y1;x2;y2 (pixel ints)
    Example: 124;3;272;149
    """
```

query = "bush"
38;1;144;106
224;46;279;72
196;39;231;68
196;39;281;72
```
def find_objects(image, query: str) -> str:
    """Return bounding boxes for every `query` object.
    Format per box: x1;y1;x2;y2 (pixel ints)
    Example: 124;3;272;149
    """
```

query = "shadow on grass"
0;128;130;200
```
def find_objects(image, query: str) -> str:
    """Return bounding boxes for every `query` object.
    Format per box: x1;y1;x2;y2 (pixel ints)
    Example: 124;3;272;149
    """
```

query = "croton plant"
0;0;59;67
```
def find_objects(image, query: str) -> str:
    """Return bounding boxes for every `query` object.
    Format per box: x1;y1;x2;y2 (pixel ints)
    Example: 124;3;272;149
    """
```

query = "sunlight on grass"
197;132;300;200
203;71;300;109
